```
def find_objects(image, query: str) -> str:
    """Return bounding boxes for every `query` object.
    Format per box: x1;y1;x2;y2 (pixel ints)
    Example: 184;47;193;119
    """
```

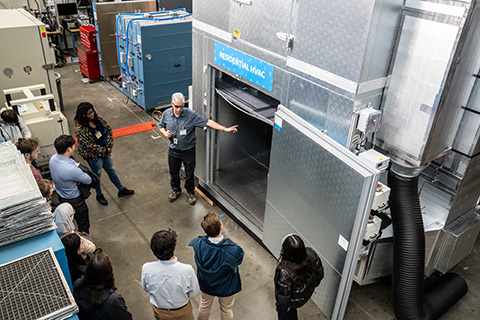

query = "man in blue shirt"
142;229;199;320
189;212;244;320
49;135;92;233
158;92;238;205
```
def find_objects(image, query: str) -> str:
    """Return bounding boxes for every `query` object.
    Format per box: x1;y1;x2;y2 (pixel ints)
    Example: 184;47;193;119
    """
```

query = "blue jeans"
87;156;124;195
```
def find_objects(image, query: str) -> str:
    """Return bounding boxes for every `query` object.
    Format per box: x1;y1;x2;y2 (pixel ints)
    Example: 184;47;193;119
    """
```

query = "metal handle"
233;0;253;6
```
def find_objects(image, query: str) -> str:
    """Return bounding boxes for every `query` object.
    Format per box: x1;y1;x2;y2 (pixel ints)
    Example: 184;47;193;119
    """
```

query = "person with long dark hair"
274;234;324;320
74;251;132;320
62;233;89;284
74;102;134;206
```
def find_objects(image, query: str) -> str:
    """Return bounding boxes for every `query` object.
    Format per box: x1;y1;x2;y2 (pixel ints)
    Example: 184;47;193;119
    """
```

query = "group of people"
2;92;324;319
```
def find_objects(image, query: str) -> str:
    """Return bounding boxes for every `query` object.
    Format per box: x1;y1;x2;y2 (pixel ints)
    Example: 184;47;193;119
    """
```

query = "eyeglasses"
172;104;184;108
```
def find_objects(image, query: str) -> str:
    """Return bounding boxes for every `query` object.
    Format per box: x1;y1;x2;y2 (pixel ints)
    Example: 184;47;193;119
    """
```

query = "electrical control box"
359;149;390;172
372;182;390;211
357;108;382;134
116;10;192;109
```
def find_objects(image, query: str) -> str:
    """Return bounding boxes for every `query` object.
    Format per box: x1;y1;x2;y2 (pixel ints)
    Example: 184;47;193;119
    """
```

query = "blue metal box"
117;10;192;109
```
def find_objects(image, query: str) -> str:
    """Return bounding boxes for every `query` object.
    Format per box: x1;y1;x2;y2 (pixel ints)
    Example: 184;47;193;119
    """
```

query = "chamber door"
263;106;379;320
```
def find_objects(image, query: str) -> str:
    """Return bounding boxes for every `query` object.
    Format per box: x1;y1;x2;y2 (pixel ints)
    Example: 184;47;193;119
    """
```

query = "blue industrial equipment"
116;9;192;109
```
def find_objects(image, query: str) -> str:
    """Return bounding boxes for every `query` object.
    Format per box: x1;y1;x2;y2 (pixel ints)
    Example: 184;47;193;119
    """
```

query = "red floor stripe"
112;121;157;138
74;121;157;146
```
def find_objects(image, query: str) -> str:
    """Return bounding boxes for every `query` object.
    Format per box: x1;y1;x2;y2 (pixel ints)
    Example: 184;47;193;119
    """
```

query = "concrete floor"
56;65;479;320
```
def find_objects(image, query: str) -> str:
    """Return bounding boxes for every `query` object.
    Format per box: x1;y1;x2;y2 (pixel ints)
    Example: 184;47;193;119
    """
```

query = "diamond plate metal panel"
325;93;355;147
193;0;230;31
230;0;292;57
266;123;367;272
289;0;376;82
263;106;378;319
263;202;339;319
193;32;208;180
286;75;356;147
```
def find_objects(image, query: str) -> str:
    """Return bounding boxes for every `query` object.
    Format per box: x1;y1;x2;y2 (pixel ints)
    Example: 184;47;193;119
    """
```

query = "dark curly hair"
150;229;177;260
74;102;97;128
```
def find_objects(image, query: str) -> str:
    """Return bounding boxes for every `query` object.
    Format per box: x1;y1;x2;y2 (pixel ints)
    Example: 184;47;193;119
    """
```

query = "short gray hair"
171;92;185;104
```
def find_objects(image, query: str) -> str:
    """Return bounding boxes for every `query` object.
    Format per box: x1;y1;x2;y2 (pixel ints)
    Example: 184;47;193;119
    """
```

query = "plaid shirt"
75;116;113;161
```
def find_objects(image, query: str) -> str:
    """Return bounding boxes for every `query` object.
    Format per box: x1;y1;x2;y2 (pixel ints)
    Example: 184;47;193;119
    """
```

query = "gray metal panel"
263;202;340;316
449;154;480;223
94;0;156;77
193;0;230;32
230;0;291;58
375;14;460;166
285;75;356;147
289;0;376;82
435;210;480;273
466;77;480;113
359;0;403;82
453;110;480;156
192;31;208;180
263;106;378;319
423;3;480;164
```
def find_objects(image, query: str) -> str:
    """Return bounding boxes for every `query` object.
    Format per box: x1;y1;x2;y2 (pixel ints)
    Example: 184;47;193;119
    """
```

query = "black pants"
168;147;196;194
58;195;90;233
277;305;298;320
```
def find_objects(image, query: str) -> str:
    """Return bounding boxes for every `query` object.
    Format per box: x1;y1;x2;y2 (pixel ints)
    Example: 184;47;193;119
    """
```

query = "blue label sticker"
274;123;281;131
213;41;274;91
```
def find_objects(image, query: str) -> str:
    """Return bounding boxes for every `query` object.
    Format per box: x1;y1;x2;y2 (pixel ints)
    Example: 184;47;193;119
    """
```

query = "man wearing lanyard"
158;92;238;205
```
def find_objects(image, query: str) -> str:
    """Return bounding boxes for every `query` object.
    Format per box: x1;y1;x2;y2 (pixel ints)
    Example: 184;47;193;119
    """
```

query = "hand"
107;148;112;156
163;130;173;138
224;125;238;133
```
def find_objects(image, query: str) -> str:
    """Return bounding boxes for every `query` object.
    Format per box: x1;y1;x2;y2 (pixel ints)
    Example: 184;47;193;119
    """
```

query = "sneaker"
118;187;134;197
96;194;108;206
188;193;196;206
169;190;181;202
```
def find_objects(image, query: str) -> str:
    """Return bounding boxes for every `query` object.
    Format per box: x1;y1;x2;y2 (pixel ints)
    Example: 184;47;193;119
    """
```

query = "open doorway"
211;71;279;230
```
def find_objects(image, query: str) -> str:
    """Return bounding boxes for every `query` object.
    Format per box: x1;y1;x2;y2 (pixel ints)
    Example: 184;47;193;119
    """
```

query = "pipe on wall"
388;167;468;320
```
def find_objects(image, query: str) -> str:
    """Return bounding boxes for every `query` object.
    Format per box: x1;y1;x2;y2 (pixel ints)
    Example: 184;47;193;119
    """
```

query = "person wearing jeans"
74;102;134;206
158;92;238;206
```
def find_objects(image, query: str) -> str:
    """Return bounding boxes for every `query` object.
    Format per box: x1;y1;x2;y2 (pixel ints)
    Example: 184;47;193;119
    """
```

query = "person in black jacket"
274;234;324;320
62;233;88;285
74;251;132;320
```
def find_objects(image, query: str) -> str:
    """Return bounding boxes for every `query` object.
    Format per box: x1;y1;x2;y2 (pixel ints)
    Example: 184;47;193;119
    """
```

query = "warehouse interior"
1;0;480;319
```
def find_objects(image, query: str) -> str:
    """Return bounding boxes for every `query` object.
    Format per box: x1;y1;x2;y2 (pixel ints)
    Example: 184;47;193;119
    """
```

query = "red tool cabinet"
79;26;101;80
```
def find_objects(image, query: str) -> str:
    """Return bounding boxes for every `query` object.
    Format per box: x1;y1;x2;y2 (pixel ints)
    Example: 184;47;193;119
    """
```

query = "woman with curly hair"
74;251;132;320
16;138;42;180
274;234;324;320
74;102;133;206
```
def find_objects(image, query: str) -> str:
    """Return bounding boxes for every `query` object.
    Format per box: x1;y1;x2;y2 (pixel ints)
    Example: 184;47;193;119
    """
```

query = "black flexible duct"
388;170;468;320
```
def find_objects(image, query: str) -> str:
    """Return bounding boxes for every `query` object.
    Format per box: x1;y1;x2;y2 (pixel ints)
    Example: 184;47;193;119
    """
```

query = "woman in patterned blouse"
74;102;134;206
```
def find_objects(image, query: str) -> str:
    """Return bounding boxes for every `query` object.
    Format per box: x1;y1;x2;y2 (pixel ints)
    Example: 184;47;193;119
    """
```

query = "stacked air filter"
0;143;55;246
0;248;78;319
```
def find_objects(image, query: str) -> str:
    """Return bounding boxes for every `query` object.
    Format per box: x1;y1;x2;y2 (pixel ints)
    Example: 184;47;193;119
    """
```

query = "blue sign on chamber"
213;41;274;91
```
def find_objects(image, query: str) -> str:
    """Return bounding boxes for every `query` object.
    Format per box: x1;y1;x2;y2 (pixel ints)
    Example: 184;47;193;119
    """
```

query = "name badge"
173;138;178;145
95;131;102;139
180;129;187;135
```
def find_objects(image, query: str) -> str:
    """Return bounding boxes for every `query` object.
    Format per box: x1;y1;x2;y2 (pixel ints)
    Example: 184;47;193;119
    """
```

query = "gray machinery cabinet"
0;9;58;108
